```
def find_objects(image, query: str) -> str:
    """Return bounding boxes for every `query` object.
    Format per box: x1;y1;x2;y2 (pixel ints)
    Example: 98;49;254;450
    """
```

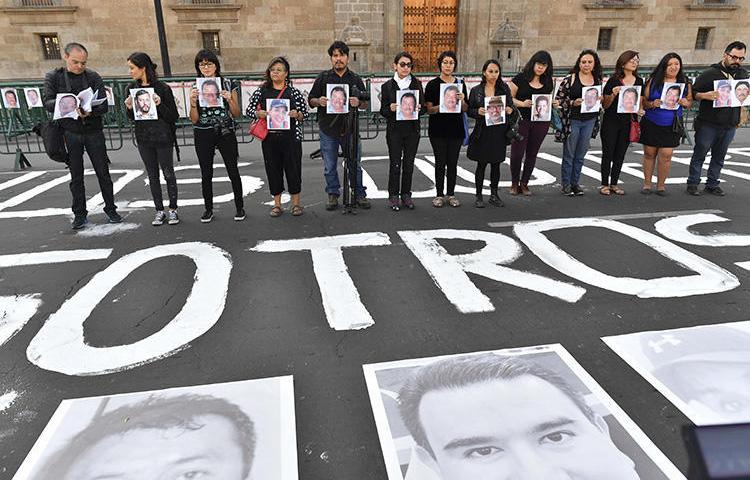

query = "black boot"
474;194;485;208
488;189;504;207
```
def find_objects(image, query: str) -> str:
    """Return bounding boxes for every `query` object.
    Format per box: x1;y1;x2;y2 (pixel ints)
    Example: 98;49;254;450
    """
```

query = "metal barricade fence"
0;69;734;158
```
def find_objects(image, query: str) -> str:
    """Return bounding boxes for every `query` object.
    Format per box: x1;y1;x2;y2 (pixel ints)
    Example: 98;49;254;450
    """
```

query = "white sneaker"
152;211;167;226
167;210;180;225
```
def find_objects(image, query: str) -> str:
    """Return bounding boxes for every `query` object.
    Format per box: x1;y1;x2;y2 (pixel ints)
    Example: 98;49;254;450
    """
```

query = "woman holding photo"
379;51;424;211
189;49;245;223
555;49;603;196
424;50;468;208
600;50;643;196
467;59;513;208
640;52;692;196
124;52;180;226
509;50;555;196
246;57;308;217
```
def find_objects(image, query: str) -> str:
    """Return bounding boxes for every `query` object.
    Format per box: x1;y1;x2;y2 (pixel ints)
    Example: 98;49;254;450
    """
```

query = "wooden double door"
403;0;459;72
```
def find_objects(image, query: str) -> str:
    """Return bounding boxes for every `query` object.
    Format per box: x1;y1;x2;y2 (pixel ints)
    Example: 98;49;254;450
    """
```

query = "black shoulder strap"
61;68;71;92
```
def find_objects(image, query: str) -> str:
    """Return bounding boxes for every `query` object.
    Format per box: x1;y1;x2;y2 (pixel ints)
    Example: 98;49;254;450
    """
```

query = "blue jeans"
687;122;736;188
561;118;596;186
319;130;366;197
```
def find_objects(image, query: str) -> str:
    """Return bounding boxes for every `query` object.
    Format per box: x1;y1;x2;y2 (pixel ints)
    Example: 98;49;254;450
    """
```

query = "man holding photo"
309;41;370;210
43;42;120;229
687;40;748;196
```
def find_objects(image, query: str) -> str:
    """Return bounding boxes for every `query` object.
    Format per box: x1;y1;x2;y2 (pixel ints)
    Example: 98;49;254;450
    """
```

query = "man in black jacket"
687;40;748;196
44;42;121;229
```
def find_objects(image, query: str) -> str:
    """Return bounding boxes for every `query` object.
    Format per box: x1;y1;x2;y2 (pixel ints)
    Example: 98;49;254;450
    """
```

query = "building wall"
0;0;746;81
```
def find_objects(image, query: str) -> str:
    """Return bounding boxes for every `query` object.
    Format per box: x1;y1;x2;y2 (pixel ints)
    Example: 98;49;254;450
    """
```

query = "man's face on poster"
136;93;151;114
665;87;680;109
202;82;221;107
735;83;749;104
622;91;637;112
27;89;40;105
5;91;17;108
443;88;459;111
487;101;503;124
59;96;77;116
417;375;640;480
535;98;549;117
331;89;347;113
62;414;247;480
584;88;599;109
668;361;750;423
400;95;416;119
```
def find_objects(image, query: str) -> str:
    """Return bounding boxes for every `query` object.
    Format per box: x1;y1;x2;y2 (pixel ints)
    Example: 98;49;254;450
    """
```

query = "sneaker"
356;196;371;209
432;196;445;208
152;211;167;226
488;194;504;207
234;209;246;221
71;215;88;230
561;185;574;196
686;184;702;196
388;196;400;211
474;195;485;208
447;196;461;207
326;194;339;211
107;211;123;224
200;209;213;223
571;184;584;196
167;210;180;225
400;195;415;210
703;185;725;196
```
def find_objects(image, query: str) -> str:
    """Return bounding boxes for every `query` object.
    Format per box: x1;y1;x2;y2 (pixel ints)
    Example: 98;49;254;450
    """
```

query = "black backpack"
34;68;71;164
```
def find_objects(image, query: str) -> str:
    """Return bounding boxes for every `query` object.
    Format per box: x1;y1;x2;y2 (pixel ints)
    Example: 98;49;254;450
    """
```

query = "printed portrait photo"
12;376;299;480
396;89;419;121
532;93;552;121
196;77;223;108
23;87;42;109
363;344;684;480
713;79;733;108
439;83;461;113
52;93;79;120
326;83;350;114
266;98;291;130
369;77;389;112
604;321;750;427
731;79;750;107
104;86;115;106
130;88;158;121
240;79;264;116
659;83;685;111
167;81;190;119
580;85;602;114
484;95;506;126
2;88;20;109
617;86;642;114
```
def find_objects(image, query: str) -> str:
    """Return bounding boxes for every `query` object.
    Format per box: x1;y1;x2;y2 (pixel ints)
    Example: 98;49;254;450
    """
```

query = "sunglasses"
398;62;412;68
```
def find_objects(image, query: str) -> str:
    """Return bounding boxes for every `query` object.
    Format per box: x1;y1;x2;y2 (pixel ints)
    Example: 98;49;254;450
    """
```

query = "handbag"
672;110;685;139
629;114;641;142
33;120;68;163
248;86;286;141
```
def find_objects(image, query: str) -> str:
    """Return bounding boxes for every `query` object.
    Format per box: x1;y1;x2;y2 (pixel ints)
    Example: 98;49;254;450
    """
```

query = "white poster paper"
326;83;349;114
130;87;158;121
396;89;419;121
617;85;642;114
580;85;602;113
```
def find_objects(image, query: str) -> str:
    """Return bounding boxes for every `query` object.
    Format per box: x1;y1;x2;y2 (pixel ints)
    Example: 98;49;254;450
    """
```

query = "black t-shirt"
569;73;601;121
308;68;367;137
603;75;644;122
511;73;553;121
425;77;469;139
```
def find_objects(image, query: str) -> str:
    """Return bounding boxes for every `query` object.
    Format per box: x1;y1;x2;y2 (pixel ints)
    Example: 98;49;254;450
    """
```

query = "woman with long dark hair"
245;57;309;217
600;50;643;195
124;52;180;225
555;49;603;196
189;49;245;223
467;59;514;208
508;50;555;196
424;50;468;208
639;52;692;195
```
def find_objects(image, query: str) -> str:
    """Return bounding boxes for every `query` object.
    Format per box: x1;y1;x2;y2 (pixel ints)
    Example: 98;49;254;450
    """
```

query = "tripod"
340;102;360;215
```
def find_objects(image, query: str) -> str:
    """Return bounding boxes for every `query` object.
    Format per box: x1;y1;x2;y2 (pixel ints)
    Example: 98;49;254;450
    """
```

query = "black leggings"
137;143;177;210
194;128;244;211
261;133;302;196
387;128;420;197
430;136;462;197
475;161;500;195
600;116;630;186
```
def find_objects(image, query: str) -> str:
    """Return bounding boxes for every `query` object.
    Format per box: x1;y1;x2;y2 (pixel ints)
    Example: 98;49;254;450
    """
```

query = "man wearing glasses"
687;40;748;196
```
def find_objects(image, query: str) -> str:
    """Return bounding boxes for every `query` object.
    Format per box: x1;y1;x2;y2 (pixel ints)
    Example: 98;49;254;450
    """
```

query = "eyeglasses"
199;62;215;68
726;53;746;62
398;62;412;68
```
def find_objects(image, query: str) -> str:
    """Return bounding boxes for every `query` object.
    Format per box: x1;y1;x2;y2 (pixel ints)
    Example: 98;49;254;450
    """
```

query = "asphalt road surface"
1;128;750;479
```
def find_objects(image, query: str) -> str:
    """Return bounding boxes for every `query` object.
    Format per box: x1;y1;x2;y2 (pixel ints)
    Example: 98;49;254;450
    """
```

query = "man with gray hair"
43;42;120;229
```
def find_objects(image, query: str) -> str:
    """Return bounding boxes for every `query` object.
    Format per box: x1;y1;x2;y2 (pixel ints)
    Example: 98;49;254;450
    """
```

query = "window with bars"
39;33;61;60
201;31;221;55
695;27;713;50
597;28;614;51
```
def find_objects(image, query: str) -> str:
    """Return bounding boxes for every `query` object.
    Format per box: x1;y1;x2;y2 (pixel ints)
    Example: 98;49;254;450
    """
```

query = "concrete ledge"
0;6;77;25
170;4;243;24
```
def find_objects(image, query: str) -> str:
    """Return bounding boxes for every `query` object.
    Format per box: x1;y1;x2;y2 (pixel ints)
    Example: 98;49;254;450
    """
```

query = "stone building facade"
0;0;745;81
